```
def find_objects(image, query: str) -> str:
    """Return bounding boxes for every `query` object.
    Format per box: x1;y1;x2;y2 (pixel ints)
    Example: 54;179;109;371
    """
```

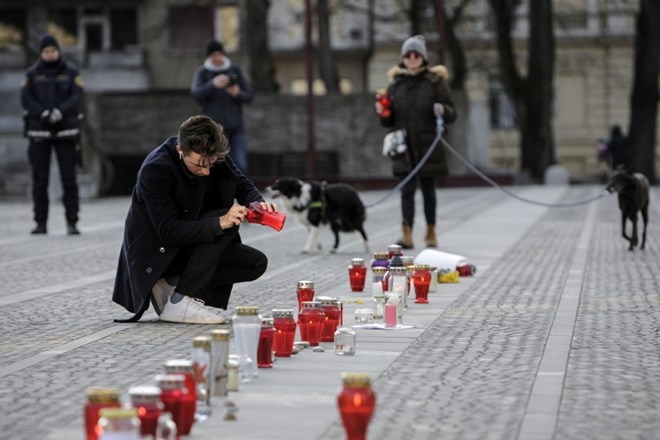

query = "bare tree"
488;0;556;181
628;0;660;183
243;0;279;93
317;0;341;94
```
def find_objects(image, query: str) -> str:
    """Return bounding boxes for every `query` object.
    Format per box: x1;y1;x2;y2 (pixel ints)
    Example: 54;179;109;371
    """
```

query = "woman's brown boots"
396;224;414;249
425;224;437;247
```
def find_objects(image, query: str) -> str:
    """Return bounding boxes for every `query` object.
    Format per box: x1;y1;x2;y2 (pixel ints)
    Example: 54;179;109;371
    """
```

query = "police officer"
21;34;84;235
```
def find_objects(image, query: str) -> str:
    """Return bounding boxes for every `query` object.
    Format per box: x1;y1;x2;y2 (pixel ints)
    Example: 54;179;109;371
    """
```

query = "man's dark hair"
178;115;230;157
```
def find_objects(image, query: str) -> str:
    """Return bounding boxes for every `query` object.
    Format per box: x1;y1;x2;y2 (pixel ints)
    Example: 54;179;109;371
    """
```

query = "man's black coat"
113;136;264;315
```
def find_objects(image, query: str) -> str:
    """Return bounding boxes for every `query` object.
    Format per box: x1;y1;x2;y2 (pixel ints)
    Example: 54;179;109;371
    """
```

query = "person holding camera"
20;34;84;235
191;40;253;174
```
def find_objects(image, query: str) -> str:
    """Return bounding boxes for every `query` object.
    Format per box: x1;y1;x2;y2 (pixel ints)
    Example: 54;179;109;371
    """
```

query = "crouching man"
113;115;276;324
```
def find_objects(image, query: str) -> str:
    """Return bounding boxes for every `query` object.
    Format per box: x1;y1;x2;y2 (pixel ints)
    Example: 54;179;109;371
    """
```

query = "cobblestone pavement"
1;185;659;440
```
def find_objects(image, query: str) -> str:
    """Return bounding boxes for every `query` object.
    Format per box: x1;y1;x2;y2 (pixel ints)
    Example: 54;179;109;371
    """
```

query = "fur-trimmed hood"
387;64;449;83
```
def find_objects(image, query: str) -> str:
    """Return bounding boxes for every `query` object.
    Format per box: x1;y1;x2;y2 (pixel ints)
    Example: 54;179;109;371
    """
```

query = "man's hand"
219;204;248;229
226;84;240;97
255;201;278;213
48;108;63;124
212;74;231;88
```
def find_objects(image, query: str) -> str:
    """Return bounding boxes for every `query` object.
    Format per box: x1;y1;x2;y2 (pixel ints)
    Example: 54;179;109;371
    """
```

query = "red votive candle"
348;258;367;292
412;264;432;304
258;317;275;368
298;301;325;346
84;387;121;440
272;309;297;357
155;374;187;438
296;280;315;313
128;386;162;438
163;359;196;435
337;372;376;440
319;296;341;342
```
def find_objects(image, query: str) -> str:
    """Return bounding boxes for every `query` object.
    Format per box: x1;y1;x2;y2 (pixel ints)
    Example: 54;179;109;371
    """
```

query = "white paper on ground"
414;249;468;271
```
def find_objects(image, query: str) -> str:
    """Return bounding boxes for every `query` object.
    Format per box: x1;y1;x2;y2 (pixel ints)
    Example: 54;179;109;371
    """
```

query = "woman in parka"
377;35;457;249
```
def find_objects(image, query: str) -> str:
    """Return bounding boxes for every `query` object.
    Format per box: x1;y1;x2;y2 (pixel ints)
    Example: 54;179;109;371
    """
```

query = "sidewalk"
1;184;659;440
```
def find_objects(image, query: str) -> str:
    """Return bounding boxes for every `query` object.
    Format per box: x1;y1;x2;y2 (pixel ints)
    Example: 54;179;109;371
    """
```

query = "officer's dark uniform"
20;34;84;234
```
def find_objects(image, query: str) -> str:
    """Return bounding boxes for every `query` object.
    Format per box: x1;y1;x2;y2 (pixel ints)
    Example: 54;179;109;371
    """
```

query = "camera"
227;73;239;86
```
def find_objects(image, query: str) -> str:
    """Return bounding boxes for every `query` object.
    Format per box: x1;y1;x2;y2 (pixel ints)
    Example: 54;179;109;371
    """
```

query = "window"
169;6;213;50
0;8;25;50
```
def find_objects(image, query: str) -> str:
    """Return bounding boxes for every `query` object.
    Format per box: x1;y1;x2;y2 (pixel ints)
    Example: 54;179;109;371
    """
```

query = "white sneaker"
159;296;226;324
151;278;175;316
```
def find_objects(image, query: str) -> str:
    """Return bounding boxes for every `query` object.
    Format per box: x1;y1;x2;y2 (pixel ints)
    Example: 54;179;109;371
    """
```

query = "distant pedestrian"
375;35;457;249
191;40;253;174
607;124;629;170
20;34;84;235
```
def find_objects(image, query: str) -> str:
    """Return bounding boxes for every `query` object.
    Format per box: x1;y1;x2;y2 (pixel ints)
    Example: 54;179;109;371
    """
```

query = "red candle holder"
337;372;376;440
412;264;432;304
319;296;341;342
258;317;275;368
348;258;367;292
296;280;315;313
155;374;187;437
375;89;392;118
387;244;403;259
84;387;121;440
456;263;476;277
298;301;325;346
128;386;163;438
246;202;286;231
272;309;297;357
163;359;196;435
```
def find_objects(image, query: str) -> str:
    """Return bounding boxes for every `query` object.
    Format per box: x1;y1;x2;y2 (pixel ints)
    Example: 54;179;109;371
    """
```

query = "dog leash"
364;118;446;209
366;115;611;209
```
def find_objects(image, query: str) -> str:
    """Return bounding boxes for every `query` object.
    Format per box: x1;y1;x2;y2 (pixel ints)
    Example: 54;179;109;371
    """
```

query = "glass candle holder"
257;317;275;368
318;296;341;342
334;327;356;355
232;305;261;380
96;407;141;440
209;329;230;397
413;264;432;304
127;386;162;438
298;301;325;346
155;412;177;440
337;373;376;440
226;355;240;392
370;252;389;270
387;244;403;259
155;374;187;436
348;258;367;292
354;308;373;323
296;280;315;313
375;90;392;118
163;359;196;435
372;295;386;319
84;387;121;440
246;201;286;231
272;309;297;357
191;336;212;415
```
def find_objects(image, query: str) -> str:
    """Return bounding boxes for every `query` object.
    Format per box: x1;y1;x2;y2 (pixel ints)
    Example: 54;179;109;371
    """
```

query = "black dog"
266;177;370;254
607;167;650;251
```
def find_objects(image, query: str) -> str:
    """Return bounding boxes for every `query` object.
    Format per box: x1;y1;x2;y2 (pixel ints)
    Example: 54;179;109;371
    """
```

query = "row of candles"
85;298;368;439
86;243;458;439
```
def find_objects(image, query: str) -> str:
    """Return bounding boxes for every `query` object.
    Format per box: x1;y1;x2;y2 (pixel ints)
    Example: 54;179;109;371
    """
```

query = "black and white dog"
266;177;370;254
